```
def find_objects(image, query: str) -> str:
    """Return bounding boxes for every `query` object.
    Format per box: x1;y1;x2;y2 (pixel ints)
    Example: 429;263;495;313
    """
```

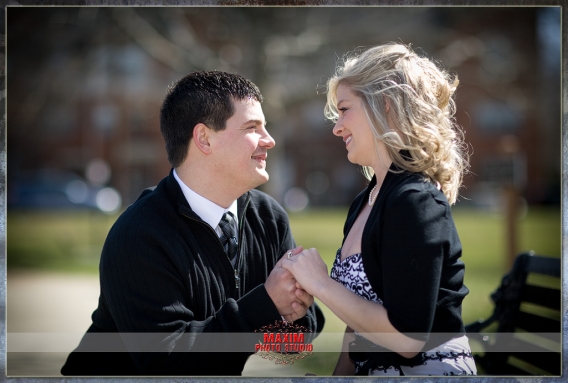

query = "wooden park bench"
465;251;561;375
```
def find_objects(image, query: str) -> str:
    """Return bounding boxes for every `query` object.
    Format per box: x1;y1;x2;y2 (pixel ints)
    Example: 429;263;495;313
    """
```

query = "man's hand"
282;287;314;322
265;246;314;320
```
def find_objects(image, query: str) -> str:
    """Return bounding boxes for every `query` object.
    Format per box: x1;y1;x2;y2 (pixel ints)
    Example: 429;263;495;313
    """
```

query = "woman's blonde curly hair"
325;43;469;205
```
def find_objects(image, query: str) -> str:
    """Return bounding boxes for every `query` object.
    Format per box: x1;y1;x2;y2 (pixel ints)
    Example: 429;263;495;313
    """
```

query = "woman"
282;43;476;376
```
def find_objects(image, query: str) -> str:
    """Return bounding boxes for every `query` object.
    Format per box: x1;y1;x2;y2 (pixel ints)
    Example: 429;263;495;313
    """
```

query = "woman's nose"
332;121;343;136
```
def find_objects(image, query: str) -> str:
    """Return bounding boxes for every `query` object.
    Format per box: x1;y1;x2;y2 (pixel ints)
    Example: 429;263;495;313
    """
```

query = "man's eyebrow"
241;119;266;127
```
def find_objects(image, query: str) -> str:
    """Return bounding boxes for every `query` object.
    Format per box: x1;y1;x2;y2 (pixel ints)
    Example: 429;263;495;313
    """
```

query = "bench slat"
490;361;531;375
526;256;561;277
515;311;560;338
521;285;561;310
509;351;561;375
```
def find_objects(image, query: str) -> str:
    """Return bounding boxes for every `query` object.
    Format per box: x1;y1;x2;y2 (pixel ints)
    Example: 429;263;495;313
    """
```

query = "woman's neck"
371;157;392;190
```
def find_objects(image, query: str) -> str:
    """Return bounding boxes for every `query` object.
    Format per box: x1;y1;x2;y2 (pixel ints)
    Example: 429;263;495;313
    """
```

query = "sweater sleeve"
379;187;452;342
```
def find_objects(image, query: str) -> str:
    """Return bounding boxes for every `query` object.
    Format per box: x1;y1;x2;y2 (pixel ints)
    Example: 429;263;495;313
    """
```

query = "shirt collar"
173;169;238;229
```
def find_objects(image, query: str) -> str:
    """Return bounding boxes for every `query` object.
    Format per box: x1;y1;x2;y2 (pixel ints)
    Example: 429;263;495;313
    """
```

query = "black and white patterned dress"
330;248;477;376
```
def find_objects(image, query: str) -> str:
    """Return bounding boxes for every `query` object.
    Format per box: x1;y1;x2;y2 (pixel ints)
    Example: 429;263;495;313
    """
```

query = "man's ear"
192;123;212;155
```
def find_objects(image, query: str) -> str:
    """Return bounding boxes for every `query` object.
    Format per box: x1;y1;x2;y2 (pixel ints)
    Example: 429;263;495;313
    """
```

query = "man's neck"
174;163;244;209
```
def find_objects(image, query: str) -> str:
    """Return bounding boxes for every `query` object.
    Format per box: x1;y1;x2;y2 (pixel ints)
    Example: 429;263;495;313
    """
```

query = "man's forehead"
231;98;265;122
232;96;262;108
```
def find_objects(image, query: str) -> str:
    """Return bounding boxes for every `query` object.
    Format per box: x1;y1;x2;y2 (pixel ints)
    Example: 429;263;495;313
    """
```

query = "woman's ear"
192;123;212;155
384;97;391;115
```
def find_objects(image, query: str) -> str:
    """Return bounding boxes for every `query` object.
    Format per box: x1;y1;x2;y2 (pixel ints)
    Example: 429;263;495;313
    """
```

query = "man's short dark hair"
160;70;264;168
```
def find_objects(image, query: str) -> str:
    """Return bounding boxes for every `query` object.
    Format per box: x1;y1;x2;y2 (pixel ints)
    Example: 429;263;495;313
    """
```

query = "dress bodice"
330;248;382;304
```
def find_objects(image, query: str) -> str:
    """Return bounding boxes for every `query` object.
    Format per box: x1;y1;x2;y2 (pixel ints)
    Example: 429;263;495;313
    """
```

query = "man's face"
209;98;275;192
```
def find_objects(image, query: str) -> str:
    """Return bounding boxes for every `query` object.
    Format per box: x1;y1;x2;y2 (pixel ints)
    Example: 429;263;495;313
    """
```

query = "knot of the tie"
219;212;238;261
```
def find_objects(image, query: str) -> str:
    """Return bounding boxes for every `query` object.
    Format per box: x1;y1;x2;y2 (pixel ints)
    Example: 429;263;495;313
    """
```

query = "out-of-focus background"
5;5;561;377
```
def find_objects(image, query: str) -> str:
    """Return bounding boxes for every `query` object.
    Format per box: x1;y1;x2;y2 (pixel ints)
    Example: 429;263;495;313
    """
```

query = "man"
61;71;324;376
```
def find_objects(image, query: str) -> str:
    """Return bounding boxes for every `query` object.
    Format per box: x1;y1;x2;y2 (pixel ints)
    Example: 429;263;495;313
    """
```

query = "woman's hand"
267;246;317;322
281;248;329;296
274;245;303;269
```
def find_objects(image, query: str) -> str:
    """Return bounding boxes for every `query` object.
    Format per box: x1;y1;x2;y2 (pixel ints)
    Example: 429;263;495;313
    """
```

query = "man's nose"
260;129;276;149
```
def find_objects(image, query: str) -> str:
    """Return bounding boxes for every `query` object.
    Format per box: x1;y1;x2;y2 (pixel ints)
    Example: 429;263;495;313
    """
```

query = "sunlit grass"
7;210;117;272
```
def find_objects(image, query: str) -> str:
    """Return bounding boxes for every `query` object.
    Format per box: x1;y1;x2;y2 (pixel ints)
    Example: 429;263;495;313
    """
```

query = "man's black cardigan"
61;170;324;376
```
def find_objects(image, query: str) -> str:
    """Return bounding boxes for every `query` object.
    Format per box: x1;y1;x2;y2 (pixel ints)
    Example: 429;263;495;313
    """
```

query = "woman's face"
332;84;390;169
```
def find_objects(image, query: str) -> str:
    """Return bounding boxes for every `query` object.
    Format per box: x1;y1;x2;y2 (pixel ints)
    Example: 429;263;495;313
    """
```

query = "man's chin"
254;171;270;186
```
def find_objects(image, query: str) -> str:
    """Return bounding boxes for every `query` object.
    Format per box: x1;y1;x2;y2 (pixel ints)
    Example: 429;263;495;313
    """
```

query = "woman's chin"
346;152;354;162
346;153;361;166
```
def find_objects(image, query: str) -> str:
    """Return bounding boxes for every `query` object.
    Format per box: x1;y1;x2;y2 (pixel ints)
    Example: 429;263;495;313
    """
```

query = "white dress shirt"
173;169;238;243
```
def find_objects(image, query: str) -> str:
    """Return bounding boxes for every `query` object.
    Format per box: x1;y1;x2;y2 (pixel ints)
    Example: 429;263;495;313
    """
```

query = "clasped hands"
265;246;329;322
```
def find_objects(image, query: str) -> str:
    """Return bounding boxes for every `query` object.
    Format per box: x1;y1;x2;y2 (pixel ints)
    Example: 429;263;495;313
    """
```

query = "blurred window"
473;101;523;135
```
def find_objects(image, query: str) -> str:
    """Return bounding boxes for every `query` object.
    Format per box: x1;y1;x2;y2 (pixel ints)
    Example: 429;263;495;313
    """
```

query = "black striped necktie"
219;211;238;262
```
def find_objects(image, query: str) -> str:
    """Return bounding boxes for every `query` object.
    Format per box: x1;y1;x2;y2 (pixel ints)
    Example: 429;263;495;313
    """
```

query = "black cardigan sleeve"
379;186;455;342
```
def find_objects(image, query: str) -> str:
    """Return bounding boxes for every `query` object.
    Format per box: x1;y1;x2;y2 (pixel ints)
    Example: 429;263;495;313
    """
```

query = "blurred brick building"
7;7;560;208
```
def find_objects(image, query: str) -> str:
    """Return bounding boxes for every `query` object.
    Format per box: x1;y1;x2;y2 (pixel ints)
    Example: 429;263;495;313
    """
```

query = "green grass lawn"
6;205;561;375
6;210;117;272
